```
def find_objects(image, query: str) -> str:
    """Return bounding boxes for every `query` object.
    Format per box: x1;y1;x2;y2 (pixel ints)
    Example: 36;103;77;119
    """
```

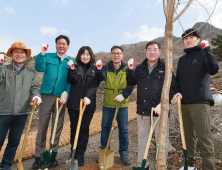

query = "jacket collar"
10;62;26;71
76;62;94;69
53;52;71;61
184;45;202;54
141;58;162;68
108;60;127;70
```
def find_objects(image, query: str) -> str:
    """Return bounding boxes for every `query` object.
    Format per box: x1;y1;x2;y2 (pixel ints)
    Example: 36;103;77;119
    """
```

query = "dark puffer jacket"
67;62;101;111
127;58;177;117
176;45;219;106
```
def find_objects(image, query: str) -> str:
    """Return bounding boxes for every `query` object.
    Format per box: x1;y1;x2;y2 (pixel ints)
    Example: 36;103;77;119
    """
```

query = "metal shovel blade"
66;158;78;170
99;148;114;170
17;161;24;170
39;150;58;170
132;159;146;170
66;149;78;170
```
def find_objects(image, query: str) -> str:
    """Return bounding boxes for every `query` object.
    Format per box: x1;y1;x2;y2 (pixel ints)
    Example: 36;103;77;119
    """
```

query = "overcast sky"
0;0;221;57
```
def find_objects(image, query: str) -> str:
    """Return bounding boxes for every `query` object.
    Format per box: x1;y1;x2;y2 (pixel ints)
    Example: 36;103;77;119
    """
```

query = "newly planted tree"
156;1;193;169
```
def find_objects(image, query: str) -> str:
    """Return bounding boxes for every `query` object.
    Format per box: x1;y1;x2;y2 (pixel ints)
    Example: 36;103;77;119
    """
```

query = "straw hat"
6;42;31;57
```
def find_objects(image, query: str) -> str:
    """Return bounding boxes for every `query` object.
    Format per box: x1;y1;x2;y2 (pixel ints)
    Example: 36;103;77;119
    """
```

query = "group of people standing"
0;28;218;170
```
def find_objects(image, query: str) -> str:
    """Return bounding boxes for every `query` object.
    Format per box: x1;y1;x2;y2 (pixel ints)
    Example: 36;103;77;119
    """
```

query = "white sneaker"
179;166;197;170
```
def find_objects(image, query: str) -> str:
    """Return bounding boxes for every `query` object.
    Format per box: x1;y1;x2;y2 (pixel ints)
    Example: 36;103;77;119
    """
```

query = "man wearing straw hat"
0;42;41;170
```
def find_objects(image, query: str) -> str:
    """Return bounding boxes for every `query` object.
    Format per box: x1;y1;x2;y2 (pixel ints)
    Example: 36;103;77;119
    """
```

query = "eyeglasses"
111;52;123;56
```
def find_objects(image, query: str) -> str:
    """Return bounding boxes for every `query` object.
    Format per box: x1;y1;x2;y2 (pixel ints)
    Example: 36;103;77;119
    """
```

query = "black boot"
50;159;58;167
75;154;84;167
32;157;41;169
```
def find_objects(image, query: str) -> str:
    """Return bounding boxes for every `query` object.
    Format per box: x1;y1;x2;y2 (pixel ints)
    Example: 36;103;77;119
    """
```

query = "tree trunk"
157;0;175;169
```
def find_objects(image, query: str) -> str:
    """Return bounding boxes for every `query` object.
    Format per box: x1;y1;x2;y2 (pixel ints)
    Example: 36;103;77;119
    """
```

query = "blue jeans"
101;106;129;154
0;115;27;168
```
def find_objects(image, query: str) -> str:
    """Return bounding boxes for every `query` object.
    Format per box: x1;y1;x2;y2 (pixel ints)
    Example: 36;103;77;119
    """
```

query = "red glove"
41;44;49;55
67;59;75;70
0;54;6;63
174;93;182;104
96;59;103;70
200;40;209;49
128;58;135;70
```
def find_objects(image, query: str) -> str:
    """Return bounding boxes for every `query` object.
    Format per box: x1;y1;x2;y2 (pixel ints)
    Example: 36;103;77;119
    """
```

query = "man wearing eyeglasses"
95;46;134;166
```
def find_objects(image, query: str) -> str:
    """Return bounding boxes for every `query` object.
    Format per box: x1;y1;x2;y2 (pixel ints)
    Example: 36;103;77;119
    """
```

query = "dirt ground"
11;115;222;170
8;63;222;170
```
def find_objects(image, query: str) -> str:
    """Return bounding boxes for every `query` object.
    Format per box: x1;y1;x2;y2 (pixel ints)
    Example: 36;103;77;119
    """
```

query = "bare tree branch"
173;0;218;46
174;0;181;15
196;0;212;44
173;0;193;22
175;11;185;32
163;0;167;18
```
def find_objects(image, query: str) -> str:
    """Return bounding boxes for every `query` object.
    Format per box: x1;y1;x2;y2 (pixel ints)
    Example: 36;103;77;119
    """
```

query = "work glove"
60;91;68;104
174;93;182;104
32;96;42;105
67;59;75;70
155;103;161;116
128;58;135;70
114;94;124;102
179;166;197;170
0;54;6;64
96;59;103;70
200;40;209;49
41;44;49;55
84;97;91;105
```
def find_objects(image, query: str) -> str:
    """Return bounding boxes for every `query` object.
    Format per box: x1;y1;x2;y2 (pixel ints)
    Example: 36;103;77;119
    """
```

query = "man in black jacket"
127;41;177;170
175;28;219;170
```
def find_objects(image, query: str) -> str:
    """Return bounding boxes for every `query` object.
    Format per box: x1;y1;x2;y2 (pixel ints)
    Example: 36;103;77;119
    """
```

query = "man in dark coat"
175;28;219;170
127;41;177;170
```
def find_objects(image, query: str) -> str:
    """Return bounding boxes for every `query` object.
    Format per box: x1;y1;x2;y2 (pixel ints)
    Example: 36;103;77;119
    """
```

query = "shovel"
132;107;160;170
99;101;123;170
66;99;86;170
177;97;188;170
39;98;63;170
17;99;37;170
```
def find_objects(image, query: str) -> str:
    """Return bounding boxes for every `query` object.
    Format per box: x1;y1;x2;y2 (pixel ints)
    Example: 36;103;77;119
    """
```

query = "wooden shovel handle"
51;98;63;145
105;101;123;150
72;99;86;150
143;107;160;159
177;97;187;150
18;99;37;163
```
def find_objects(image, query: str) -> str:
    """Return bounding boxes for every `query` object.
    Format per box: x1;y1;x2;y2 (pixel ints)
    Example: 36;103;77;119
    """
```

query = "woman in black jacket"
66;46;101;166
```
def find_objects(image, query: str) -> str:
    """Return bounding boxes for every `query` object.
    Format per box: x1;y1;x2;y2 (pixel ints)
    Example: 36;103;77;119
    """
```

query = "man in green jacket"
95;46;134;166
0;42;41;170
32;35;75;169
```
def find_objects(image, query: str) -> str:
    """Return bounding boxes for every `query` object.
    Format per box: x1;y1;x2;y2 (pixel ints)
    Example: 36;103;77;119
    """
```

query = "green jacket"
0;63;40;115
99;61;134;108
35;53;75;97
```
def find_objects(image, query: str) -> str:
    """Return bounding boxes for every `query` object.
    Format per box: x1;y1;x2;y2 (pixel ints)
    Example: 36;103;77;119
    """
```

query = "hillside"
2;22;221;86
95;22;221;68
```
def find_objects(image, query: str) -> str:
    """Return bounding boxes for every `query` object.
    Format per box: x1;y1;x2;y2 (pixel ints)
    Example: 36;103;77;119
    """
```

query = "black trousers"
68;109;94;155
0;115;27;168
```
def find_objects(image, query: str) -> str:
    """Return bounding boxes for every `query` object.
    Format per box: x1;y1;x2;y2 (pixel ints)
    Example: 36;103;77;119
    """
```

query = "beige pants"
137;114;170;169
35;94;66;157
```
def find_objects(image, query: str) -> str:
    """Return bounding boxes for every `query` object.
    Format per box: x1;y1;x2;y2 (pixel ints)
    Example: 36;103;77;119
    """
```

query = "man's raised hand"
200;40;209;49
128;58;135;70
41;44;49;55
